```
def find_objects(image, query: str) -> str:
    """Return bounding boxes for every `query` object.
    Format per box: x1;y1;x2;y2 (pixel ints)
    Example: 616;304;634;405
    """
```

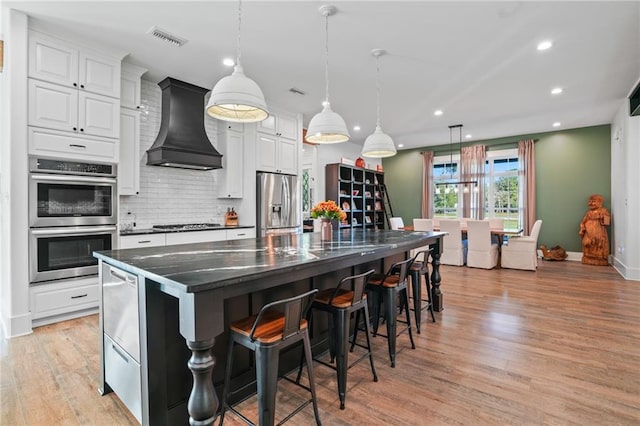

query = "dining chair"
466;220;499;269
438;219;465;266
412;218;433;232
432;217;441;229
488;217;504;244
389;217;405;230
502;220;543;271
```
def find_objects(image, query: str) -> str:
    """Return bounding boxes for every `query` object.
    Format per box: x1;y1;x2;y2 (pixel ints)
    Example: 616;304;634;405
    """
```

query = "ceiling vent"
147;26;188;47
289;87;306;96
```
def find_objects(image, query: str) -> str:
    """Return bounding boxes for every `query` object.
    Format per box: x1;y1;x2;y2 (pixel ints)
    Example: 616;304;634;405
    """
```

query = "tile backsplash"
119;79;239;229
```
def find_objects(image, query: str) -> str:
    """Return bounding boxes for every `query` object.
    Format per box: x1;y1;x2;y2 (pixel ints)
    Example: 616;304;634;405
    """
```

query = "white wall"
0;9;32;337
611;84;640;280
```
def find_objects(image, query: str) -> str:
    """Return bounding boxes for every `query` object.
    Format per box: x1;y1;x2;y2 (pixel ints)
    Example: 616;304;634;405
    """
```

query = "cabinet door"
165;230;227;246
256;114;277;135
119;109;140;195
227;228;256;240
278;138;298;175
256;133;278;173
120;72;141;110
79;91;120;138
28;79;78;133
79;51;121;98
277;113;298;140
119;234;166;249
218;128;243;198
28;32;78;88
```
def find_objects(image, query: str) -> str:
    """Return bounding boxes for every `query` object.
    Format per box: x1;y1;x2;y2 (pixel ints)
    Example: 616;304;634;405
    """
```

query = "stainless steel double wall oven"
29;157;117;283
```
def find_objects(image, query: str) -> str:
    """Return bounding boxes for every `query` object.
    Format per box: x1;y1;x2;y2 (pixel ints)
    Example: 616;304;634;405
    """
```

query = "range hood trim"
146;77;223;170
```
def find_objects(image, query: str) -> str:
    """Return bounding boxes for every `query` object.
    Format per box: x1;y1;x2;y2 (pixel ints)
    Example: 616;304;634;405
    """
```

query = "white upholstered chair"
389;217;405;230
501;220;543;271
488;218;504;230
432;217;441;229
438;219;465;266
412;218;433;232
465;220;499;269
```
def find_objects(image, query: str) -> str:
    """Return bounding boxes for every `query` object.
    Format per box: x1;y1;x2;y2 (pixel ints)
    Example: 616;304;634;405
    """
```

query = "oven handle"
31;226;117;236
31;173;117;185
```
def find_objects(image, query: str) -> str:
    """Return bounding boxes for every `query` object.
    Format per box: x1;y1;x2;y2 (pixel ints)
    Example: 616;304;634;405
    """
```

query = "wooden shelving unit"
325;163;387;231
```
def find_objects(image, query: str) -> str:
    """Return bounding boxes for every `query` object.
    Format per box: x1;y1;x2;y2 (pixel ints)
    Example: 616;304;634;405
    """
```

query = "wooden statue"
579;194;610;265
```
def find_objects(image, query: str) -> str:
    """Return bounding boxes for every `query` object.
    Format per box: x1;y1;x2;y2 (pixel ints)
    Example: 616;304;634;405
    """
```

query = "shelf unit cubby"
325;163;387;231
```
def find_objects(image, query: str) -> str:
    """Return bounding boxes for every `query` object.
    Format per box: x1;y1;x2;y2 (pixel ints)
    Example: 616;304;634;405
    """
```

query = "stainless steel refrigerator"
257;172;301;236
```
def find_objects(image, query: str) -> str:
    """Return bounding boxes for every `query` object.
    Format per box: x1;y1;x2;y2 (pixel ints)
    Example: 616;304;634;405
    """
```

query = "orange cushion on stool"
231;310;308;344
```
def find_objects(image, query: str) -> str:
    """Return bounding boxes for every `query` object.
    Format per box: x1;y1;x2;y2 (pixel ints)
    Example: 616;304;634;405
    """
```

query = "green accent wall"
383;125;611;253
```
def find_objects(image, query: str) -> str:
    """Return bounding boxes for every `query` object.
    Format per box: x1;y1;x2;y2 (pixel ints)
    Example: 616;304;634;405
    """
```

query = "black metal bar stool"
219;289;321;426
355;257;415;368
407;249;436;333
299;269;378;410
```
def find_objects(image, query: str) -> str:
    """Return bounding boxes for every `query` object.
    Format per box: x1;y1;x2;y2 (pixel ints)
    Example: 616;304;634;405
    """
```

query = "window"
432;148;521;229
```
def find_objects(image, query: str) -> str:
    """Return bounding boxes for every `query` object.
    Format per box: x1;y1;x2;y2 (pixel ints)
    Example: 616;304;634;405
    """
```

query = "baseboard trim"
536;250;582;262
1;311;33;338
612;257;640;281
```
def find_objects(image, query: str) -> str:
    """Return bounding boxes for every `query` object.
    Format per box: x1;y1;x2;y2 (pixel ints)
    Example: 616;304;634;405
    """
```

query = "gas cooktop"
152;223;222;231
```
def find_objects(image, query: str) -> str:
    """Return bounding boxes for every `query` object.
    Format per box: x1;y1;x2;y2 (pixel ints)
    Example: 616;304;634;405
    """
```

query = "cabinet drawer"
29;127;118;162
119;234;166;249
165;230;227;246
30;279;99;320
227;228;256;240
104;334;142;423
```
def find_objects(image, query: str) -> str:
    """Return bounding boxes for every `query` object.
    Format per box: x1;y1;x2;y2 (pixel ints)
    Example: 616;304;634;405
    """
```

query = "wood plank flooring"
1;261;639;425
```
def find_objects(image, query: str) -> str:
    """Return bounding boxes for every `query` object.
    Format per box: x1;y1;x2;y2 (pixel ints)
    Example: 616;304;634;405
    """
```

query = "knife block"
225;210;238;226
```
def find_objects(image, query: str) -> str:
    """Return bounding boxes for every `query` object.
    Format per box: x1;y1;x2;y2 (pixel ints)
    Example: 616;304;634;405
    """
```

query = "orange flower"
310;200;347;221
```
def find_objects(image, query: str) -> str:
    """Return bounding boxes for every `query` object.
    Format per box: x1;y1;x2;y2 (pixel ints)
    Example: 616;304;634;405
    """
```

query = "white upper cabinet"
29;79;120;139
217;123;244;198
120;63;147;110
29;30;120;99
256;111;298;140
255;111;301;175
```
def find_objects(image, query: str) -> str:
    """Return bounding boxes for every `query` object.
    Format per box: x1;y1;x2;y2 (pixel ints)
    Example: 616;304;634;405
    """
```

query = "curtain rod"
420;138;538;154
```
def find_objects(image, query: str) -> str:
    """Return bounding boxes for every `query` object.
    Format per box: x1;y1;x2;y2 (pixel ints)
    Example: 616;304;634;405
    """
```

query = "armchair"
501;220;543;271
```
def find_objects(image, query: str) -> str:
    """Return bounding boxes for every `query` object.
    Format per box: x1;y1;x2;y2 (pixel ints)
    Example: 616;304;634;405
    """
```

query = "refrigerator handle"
282;176;290;225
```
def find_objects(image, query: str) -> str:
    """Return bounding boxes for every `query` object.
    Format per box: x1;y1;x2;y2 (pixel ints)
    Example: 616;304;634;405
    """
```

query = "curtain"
421;151;434;218
518;139;536;235
460;145;486;219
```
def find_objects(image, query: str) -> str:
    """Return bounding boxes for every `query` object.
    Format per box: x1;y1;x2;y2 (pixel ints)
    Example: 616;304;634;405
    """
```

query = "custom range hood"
146;77;223;170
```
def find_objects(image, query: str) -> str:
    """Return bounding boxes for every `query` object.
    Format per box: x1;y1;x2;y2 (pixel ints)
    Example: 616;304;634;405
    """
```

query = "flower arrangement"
310;200;347;222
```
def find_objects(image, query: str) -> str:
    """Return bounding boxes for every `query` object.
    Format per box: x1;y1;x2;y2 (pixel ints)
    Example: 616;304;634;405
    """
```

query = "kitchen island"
94;229;445;425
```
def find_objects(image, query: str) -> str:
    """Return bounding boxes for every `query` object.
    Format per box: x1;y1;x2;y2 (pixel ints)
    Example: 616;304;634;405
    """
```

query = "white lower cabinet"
227;228;256;240
165;230;227;246
30;276;99;325
119;233;166;249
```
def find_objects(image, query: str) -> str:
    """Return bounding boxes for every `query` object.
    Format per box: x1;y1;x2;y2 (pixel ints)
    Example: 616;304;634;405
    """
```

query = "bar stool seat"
300;270;378;410
358;258;416;368
219;289;321;426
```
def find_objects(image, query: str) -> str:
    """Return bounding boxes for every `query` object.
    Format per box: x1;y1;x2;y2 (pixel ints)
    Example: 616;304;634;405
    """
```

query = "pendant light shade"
205;0;269;123
306;5;350;144
362;49;396;158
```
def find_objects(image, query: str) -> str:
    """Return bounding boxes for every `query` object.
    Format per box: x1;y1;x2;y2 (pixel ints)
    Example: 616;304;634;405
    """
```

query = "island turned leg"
186;338;217;426
430;242;443;312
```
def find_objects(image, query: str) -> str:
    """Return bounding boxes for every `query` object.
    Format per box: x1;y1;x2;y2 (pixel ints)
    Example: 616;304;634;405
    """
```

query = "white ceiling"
6;1;640;151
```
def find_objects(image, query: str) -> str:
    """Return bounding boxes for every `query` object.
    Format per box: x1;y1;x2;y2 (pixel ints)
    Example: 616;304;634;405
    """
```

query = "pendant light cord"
324;12;330;104
236;0;242;66
375;54;381;127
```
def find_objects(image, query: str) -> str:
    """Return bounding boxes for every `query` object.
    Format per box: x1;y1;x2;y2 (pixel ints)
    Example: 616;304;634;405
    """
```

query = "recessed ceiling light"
465;134;472;139
222;58;235;67
552;122;561;127
398;144;404;148
551;87;563;95
353;125;361;131
434;110;443;116
537;40;553;51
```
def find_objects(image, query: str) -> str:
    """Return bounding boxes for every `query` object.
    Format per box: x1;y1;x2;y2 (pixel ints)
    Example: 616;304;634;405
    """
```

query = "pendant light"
205;0;269;123
434;124;477;192
306;5;350;144
361;49;396;158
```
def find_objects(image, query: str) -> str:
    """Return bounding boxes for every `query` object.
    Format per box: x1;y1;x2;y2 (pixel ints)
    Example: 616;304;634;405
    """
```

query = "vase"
320;219;333;242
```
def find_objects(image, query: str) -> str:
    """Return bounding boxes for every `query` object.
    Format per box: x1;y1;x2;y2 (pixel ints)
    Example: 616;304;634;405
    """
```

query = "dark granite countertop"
95;230;445;294
119;225;254;236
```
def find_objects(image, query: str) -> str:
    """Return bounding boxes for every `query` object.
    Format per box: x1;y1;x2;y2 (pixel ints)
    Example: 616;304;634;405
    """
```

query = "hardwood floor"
1;261;638;425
